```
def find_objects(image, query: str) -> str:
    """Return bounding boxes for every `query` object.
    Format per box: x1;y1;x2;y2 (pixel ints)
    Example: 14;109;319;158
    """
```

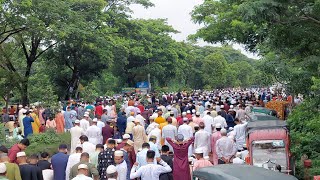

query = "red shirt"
8;144;21;164
95;105;103;116
137;105;145;113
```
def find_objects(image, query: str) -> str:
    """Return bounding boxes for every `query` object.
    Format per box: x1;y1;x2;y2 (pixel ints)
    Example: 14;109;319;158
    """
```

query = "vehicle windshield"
252;140;287;170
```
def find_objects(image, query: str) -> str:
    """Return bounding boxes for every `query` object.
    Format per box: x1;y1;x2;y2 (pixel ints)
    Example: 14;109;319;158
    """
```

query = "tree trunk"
21;62;32;106
65;68;79;100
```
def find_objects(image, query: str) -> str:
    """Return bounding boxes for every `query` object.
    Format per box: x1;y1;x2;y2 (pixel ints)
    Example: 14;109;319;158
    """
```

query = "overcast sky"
130;0;259;59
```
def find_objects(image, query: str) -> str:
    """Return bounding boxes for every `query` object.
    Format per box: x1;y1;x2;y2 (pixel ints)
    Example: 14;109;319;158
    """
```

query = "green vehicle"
193;165;297;180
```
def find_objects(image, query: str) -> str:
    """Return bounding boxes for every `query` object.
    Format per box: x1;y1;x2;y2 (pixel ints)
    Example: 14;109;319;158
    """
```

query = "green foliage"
25;129;71;155
287;98;320;178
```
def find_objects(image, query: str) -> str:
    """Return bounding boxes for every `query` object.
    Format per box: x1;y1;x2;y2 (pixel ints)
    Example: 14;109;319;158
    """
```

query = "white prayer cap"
29;109;33;112
167;107;171;110
92;118;97;123
75;120;80;124
231;100;237;104
86;109;91;112
18;105;23;108
0;163;6;173
215;123;221;129
78;164;88;169
220;105;224;109
116;139;122;144
182;112;187;116
106;165;117;174
196;111;200;116
192;109;196;113
183;117;188;122
114;150;123;157
31;105;36;109
230;105;234;109
149;116;155;120
16;152;26;157
123;134;130;139
194;148;203;154
84;114;89;117
186;110;191;114
126;140;134;146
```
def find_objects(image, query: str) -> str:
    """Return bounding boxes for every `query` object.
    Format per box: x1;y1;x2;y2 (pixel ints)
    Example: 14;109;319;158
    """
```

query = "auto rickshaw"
193;165;297;180
245;120;294;174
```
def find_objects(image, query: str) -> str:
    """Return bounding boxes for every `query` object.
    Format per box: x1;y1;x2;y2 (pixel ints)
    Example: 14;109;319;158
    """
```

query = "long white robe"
70;125;84;153
194;129;211;156
132;125;147;153
116;160;127;180
148;127;161;150
85;125;102;145
178;123;193;156
80;119;90;132
203;115;214;134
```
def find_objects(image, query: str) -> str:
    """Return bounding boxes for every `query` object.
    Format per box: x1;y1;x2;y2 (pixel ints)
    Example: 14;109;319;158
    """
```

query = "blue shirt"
63;111;73;129
51;152;69;180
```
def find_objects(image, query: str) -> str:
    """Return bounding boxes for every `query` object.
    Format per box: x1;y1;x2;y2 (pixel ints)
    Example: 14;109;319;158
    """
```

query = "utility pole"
148;59;151;93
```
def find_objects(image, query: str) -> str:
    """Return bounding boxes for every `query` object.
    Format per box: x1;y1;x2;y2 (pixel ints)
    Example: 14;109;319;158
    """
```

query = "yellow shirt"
159;122;168;131
31;113;40;134
155;116;166;124
125;122;135;134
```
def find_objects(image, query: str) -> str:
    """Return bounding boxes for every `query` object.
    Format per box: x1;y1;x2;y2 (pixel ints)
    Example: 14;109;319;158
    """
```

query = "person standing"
105;165;117;180
192;112;203;126
22;111;34;137
98;139;115;180
114;151;127;180
70;120;84;153
136;143;152;169
211;124;222;165
80;115;90;132
166;135;194;180
30;110;40;134
148;136;160;158
233;118;247;151
18;105;26;136
116;112;127;136
202;111;214;134
69;153;98;180
0;154;21;180
79;135;96;154
85;119;102;145
37;152;51;171
159;145;173;180
215;129;237;164
132;119;147;154
116;135;136;168
66;147;83;180
213;111;227;130
177;118;193;157
148;124;161;150
89;144;104;168
121;140;134;180
101;121;114;145
51;144;69;180
194;122;211;157
0;162;8;180
64;107;73;132
17;152;42;180
55;110;65;134
193;148;212;171
8;139;30;164
161;118;177;152
130;150;171;180
27;154;43;180
71;164;93;180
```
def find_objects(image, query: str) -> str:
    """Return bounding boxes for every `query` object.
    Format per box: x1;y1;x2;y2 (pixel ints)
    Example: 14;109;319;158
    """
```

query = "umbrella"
193;165;297;180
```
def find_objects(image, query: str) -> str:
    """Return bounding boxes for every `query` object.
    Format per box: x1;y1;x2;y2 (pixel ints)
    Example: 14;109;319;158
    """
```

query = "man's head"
177;134;184;142
215;123;222;131
66;106;71;111
217;111;222;116
114;150;124;165
58;144;68;153
103;109;108;115
122;134;130;141
40;152;49;160
161;145;170;155
16;152;27;164
221;129;227;136
18;139;30;151
80;152;90;163
95;144;104;152
167;117;172;124
74;120;80;126
142;143;150;150
107;139;116;149
0;146;8;154
28;154;39;165
157;110;163;116
149;136;157;143
77;164;89;176
146;150;155;162
79;135;89;144
123;140;134;152
194;148;204;160
195;111;200;117
199;122;205;129
92;118;98;125
106;165;118;179
234;118;241;125
75;146;83;154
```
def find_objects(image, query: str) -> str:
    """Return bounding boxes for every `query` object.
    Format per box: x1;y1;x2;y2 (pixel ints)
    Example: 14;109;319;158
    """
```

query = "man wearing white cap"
194;122;211;157
213;111;227;130
211;123;222;165
146;116;157;135
193;148;212;171
106;165;117;180
202;111;214;134
178;117;193;157
71;164;93;180
70;120;84;153
17;152;42;180
232;152;244;164
135;110;146;128
121;140;134;180
18;105;26;135
80;114;90;132
132;119;147;153
114;150;127;180
85;119;102;145
0;163;7;179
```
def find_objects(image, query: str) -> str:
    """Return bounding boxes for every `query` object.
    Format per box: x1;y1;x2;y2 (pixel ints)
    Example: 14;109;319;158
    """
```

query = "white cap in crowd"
107;165;117;174
16;152;26;157
123;134;130;139
0;163;6;173
114;150;123;157
78;164;88;170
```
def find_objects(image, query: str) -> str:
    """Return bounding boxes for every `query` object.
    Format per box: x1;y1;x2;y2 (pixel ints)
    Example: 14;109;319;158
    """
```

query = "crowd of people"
0;89;298;180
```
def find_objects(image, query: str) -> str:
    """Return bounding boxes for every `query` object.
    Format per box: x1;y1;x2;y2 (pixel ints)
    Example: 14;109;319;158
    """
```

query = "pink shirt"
193;117;204;125
193;159;213;171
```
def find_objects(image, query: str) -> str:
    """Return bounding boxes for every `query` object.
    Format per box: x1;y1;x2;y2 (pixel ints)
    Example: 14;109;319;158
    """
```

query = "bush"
25;129;71;156
287;98;320;179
